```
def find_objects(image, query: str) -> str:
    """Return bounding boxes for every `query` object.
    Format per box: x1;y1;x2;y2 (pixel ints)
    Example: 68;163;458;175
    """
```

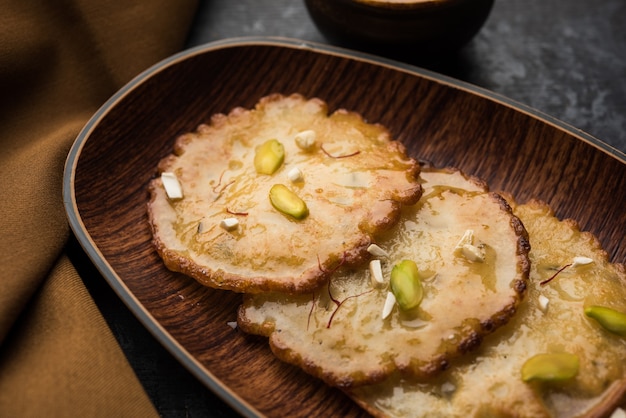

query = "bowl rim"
316;0;493;11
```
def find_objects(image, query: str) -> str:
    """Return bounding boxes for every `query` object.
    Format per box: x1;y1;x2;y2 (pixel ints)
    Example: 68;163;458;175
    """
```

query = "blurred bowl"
304;0;494;57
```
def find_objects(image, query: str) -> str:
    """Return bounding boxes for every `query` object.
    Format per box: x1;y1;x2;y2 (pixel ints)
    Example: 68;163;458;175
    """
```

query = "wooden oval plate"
63;37;626;417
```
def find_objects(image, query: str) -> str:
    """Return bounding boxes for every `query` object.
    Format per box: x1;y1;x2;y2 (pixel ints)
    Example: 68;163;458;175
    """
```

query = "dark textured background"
84;0;625;416
187;0;626;152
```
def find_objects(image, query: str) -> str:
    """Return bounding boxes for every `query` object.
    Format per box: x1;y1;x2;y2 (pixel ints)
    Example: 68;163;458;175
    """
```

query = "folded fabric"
0;0;198;415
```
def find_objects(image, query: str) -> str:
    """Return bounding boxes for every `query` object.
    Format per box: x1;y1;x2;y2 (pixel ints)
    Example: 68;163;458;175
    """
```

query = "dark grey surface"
85;1;626;417
187;0;626;153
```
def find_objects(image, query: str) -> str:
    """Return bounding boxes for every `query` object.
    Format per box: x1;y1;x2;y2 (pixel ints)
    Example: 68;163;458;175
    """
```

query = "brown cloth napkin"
0;0;198;415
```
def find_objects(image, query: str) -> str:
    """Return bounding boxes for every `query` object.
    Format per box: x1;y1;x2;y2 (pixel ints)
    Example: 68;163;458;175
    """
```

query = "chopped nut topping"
220;217;239;231
294;130;316;151
572;256;593;267
455;229;474;249
369;259;384;287
454;230;485;262
161;172;184;200
538;295;550;313
287;166;304;183
382;291;396;320
367;243;389;258
461;244;486;262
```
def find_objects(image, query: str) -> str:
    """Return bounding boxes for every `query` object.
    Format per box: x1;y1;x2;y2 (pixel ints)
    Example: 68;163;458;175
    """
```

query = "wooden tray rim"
62;36;626;418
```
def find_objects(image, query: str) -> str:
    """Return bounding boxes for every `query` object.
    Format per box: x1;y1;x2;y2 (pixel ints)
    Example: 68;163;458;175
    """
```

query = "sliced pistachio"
521;353;579;382
269;184;309;220
294;129;316;151
254;139;285;175
390;260;423;311
585;305;626;337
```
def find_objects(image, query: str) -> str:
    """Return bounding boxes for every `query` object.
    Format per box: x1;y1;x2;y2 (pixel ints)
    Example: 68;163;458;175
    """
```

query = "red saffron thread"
327;276;341;307
540;263;572;286
226;208;248;216
326;288;375;329
307;292;316;332
320;143;361;159
317;252;348;275
317;252;375;328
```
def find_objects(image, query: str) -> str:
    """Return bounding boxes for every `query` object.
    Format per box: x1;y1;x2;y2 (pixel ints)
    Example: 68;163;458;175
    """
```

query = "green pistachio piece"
269;184;309;220
254;139;285;175
390;260;423;311
584;305;626;337
521;353;579;382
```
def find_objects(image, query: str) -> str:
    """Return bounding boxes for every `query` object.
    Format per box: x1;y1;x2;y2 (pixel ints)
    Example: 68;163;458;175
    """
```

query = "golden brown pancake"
147;94;421;293
349;199;626;418
237;168;530;387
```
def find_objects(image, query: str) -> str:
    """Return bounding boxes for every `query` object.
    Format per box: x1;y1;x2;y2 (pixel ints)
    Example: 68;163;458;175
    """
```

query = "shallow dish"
64;37;626;417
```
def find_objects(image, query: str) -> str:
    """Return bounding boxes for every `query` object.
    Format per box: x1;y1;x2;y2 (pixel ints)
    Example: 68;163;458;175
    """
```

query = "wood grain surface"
68;40;626;417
